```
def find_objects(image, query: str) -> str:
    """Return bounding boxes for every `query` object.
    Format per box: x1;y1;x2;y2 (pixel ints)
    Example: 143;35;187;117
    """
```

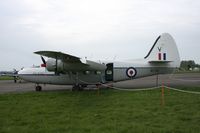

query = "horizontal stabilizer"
149;60;173;63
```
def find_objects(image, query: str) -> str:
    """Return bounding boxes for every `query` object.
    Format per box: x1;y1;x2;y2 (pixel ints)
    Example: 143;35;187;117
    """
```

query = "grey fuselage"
18;59;175;85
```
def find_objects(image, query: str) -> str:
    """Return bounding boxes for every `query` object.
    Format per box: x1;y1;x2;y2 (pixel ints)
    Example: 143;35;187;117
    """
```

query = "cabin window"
84;71;90;74
106;70;112;75
95;71;101;75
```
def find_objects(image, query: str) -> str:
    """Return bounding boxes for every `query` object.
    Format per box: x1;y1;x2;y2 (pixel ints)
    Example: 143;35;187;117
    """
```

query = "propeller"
13;68;18;74
41;56;46;64
40;55;58;75
13;68;18;83
40;56;46;67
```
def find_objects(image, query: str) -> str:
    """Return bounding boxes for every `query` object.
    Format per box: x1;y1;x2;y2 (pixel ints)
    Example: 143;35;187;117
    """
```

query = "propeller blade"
41;56;46;64
13;68;18;74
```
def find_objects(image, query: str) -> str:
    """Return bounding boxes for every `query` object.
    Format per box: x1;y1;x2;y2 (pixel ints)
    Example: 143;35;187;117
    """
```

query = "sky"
0;0;200;71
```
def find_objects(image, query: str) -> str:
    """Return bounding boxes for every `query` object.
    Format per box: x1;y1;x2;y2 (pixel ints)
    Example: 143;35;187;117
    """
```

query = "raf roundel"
126;67;137;78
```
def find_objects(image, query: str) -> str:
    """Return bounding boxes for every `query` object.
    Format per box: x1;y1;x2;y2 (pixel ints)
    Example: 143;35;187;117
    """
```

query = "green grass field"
0;76;14;80
0;88;200;133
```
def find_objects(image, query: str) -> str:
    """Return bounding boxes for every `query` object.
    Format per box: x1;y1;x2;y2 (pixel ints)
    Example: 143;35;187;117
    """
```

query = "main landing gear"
35;84;87;91
35;84;42;91
72;84;87;91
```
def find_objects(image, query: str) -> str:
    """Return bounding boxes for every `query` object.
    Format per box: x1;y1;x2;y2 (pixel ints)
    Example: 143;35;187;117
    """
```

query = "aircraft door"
105;63;113;81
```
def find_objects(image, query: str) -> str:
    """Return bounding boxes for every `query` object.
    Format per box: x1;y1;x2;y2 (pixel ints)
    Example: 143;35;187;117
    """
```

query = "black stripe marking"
144;35;161;59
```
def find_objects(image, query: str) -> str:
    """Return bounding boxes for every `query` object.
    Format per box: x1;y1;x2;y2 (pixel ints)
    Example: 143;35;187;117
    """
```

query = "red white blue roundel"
126;67;137;78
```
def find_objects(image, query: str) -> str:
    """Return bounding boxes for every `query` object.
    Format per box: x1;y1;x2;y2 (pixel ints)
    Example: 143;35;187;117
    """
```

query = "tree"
180;60;196;70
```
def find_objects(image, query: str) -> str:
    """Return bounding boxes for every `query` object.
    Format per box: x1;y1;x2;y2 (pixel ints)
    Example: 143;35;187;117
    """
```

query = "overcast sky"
0;0;200;71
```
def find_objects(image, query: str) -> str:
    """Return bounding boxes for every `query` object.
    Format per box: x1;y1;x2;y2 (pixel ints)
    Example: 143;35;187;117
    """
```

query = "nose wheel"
35;85;42;91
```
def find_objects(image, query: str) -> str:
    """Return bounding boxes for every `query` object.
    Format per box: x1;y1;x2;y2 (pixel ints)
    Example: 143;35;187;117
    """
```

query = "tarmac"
0;73;200;93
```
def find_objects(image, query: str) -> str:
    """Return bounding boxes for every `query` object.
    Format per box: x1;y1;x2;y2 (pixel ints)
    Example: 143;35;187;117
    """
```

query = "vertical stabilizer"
144;33;180;68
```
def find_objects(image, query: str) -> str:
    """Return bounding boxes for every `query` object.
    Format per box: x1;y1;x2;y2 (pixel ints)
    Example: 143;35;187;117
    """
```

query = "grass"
175;70;200;74
0;76;14;80
174;86;200;92
0;88;200;133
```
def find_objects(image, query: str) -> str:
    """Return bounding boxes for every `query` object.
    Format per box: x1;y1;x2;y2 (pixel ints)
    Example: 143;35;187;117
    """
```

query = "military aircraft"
18;33;180;91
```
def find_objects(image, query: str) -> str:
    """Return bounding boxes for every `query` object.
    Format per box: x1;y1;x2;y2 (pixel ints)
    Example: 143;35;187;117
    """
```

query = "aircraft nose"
18;68;28;76
18;68;30;81
18;69;25;75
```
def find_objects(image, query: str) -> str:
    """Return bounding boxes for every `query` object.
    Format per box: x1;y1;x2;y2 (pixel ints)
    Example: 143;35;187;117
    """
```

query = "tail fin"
144;33;180;68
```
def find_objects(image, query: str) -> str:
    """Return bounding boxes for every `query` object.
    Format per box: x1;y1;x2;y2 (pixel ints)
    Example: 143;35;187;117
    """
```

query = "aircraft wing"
34;51;81;63
34;51;106;71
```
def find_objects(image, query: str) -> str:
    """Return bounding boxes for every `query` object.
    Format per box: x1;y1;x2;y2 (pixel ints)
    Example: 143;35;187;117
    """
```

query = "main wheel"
36;86;42;91
72;84;85;91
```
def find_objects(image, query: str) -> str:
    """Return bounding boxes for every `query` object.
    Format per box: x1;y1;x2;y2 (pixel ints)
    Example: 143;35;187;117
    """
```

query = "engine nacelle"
46;58;90;72
46;58;64;73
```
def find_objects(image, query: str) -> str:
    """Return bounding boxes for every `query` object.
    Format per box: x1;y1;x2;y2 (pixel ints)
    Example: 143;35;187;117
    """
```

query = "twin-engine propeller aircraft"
18;33;180;91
